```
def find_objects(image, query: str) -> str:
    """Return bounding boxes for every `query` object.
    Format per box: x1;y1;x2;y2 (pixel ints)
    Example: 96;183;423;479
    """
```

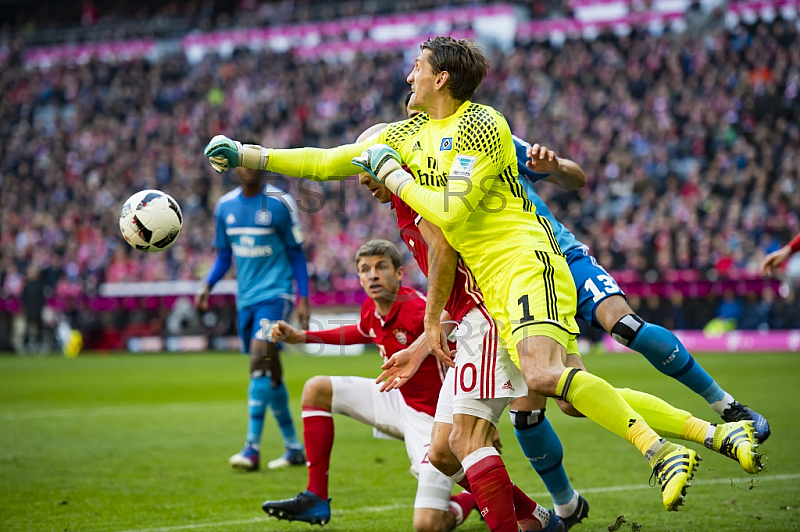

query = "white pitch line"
524;472;800;498
0;401;239;421
117;475;800;532
117;504;407;532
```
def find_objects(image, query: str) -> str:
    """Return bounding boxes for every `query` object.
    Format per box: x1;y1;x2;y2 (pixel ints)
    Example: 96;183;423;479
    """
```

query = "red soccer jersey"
356;286;447;417
392;195;483;323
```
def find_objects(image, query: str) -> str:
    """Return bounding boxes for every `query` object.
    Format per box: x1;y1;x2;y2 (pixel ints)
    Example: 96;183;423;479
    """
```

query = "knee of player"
427;441;456;472
301;376;332;408
523;371;560;398
413;509;451;532
609;313;645;346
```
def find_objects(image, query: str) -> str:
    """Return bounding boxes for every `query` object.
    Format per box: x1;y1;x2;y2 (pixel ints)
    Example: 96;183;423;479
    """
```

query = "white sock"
710;393;736;415
554;490;579;519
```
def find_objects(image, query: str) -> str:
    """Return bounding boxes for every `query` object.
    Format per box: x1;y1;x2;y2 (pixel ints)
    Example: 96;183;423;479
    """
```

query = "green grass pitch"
1;350;798;531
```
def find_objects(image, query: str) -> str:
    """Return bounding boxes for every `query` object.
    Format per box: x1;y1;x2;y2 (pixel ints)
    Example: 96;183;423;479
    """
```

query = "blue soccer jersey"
213;185;305;309
513;135;585;255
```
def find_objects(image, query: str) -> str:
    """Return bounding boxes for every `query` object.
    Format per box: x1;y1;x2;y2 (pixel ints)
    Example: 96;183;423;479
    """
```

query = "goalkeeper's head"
407;36;488;115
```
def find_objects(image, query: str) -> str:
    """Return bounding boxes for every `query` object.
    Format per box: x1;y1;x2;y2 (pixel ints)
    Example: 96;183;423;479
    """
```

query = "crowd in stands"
2;13;800;340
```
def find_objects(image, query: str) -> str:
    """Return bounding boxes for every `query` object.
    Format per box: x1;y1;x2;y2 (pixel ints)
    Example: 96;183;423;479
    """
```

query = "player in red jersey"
261;239;476;531
761;231;800;276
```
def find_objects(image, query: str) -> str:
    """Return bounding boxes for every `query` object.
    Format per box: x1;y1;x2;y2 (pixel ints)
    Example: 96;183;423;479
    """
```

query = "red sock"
302;406;334;499
449;491;477;526
463;449;518;532
455;472;544;527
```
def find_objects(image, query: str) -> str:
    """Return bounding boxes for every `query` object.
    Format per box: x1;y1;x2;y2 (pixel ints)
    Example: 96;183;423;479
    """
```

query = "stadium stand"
1;0;799;351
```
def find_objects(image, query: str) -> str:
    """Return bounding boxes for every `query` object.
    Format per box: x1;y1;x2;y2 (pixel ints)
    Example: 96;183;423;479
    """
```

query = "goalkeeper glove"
352;144;413;195
204;135;269;173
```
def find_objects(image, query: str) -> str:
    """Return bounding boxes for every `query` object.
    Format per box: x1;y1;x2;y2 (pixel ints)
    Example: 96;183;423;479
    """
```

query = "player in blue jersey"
196;163;310;471
513;135;771;443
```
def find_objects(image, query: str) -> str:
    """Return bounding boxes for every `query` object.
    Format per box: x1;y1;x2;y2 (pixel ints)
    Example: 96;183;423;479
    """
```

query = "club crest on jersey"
255;210;272;225
439;137;453;151
393;329;409;345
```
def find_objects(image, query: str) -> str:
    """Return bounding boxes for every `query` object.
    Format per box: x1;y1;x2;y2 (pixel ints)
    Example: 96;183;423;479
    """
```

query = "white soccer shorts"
434;305;527;427
330;376;453;511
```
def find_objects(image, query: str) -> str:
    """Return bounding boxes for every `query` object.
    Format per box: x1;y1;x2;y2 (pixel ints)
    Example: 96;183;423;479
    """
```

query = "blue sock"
512;410;574;506
629;321;725;404
247;375;272;445
270;380;301;449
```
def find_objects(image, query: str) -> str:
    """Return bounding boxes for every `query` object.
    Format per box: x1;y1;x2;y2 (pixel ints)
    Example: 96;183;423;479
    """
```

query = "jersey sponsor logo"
439;137;453;151
231;243;273;257
451;154;476;179
393;329;408;345
255;210;272;225
226;213;236;224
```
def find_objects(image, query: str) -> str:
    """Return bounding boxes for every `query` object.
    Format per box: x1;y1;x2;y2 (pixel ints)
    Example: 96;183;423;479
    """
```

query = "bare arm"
418;217;457;368
525;143;586;191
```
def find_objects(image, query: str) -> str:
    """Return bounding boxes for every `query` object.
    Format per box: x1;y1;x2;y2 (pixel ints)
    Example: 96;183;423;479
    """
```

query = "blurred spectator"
738;289;774;331
20;264;46;352
1;12;799;335
771;287;800;330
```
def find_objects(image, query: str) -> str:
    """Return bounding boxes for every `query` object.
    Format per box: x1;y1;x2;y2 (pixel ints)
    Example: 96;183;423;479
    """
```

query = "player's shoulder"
263;184;301;222
382;113;430;148
455;103;511;151
398;286;427;307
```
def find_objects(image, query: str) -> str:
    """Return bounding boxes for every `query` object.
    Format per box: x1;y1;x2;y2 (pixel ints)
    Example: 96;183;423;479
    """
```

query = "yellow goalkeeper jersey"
266;101;561;294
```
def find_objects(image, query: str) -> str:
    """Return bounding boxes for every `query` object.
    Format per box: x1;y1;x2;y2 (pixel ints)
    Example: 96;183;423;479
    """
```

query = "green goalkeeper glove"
204;135;269;173
352;144;413;195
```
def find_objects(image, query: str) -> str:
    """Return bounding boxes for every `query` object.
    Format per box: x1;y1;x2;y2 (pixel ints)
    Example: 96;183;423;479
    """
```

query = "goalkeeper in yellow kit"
204;37;700;513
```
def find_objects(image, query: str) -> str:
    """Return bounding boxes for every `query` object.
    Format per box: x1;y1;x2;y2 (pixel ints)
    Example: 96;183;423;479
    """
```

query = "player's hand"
425;321;455;368
492;427;503;454
270;320;305;344
352;144;412;194
375;347;425;392
525;143;560;174
761;246;792;277
204;135;243;173
194;283;211;311
295;297;310;329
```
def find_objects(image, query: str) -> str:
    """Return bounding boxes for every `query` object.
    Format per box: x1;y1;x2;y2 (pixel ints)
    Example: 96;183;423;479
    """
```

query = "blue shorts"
565;247;625;328
237;298;294;354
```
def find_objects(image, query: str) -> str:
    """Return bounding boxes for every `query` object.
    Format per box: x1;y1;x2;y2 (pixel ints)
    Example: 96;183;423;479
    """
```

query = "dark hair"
420;36;489;102
355;239;403;270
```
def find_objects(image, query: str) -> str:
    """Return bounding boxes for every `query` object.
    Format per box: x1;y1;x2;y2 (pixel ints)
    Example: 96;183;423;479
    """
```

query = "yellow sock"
682;417;712;445
625;420;662;457
616;388;691;440
615;388;712;445
556;369;659;454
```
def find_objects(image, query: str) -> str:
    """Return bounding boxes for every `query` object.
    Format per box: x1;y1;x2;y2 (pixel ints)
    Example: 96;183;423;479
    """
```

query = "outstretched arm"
204;135;382;180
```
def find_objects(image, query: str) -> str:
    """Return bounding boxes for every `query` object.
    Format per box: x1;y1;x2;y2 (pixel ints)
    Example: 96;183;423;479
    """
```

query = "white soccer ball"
119;190;183;252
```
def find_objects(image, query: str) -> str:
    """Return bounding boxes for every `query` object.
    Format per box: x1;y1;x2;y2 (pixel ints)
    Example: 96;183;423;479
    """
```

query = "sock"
302;406;334;499
270;381;301;449
556;369;660;455
511;483;551;532
628;322;725;404
462;448;518;532
553;491;579;521
449;491;476;527
709;393;736;416
246;375;273;445
512;409;575;506
452;467;546;528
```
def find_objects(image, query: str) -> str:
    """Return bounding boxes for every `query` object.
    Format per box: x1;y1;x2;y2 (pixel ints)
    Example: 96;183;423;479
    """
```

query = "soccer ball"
119;190;183;252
